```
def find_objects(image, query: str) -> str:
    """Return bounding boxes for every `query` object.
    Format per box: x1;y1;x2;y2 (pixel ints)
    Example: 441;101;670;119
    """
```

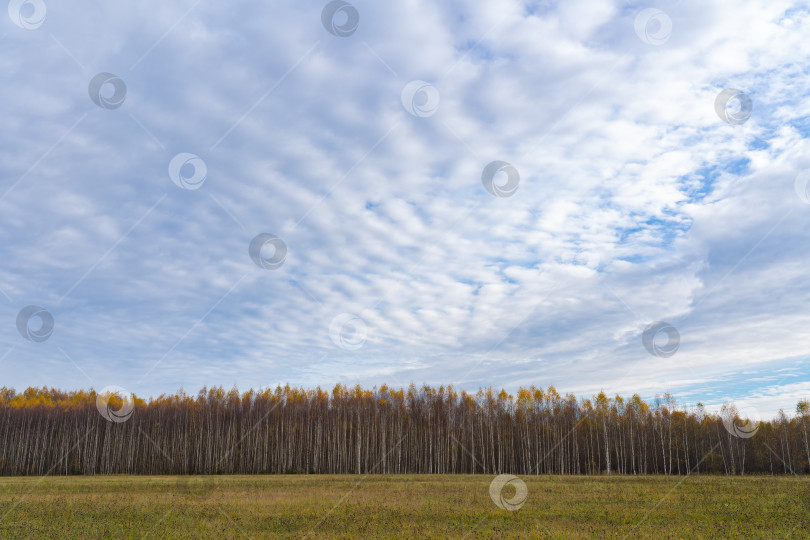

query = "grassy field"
0;474;807;538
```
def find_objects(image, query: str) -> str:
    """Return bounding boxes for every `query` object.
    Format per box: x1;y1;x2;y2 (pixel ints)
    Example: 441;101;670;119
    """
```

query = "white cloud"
0;0;809;418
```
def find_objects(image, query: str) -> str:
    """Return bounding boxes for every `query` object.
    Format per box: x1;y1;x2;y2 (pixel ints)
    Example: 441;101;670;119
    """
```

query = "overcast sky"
2;0;810;419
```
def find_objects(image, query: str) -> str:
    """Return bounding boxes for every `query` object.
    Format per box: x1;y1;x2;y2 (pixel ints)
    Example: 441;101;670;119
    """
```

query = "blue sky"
2;0;810;419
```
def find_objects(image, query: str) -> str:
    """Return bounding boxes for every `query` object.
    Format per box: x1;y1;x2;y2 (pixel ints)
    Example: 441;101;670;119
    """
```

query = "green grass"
0;474;807;538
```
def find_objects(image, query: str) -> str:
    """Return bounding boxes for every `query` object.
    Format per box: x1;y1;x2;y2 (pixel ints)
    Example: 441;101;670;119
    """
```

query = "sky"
1;0;810;420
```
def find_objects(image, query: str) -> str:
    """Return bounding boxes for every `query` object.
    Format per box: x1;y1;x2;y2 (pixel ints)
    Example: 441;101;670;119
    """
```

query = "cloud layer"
2;0;810;418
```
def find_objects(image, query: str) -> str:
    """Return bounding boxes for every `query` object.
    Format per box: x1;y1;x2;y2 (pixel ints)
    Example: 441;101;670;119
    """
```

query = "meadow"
0;474;806;538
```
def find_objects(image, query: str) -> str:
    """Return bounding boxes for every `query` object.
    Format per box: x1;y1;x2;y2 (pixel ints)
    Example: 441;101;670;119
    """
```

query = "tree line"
0;384;807;475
